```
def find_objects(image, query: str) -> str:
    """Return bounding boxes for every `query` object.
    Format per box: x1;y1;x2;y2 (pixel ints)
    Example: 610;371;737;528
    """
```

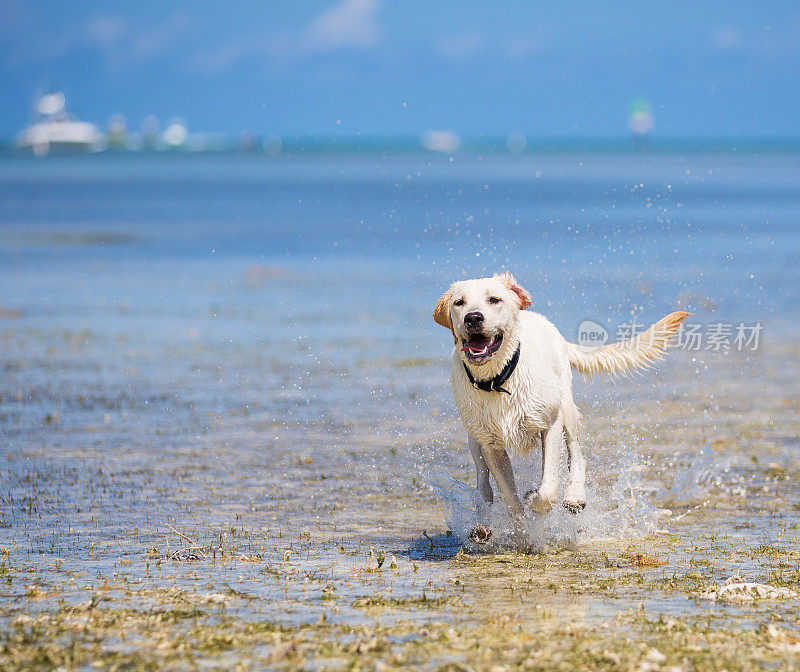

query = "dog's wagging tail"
566;310;691;377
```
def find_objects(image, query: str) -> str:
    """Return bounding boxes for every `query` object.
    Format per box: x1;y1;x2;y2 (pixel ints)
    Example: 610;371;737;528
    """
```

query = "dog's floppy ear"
433;289;456;341
498;272;532;310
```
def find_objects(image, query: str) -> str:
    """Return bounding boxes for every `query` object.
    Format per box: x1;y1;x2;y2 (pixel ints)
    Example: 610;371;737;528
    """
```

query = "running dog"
433;272;688;542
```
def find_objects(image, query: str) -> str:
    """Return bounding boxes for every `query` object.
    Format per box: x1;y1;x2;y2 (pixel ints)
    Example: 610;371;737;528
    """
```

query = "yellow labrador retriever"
434;272;688;543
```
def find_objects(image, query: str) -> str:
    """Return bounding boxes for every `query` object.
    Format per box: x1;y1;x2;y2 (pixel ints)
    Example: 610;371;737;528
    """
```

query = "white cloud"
503;36;544;60
189;37;282;74
434;32;548;64
711;25;743;51
188;0;381;74
85;15;127;47
303;0;381;52
1;8;190;73
434;32;485;62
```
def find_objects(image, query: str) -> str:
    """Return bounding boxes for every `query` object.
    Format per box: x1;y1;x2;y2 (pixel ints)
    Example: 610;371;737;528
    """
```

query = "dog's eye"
453;298;465;307
488;297;501;304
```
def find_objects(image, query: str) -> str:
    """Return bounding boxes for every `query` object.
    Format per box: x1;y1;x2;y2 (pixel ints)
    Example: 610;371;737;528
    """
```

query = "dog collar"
463;343;521;395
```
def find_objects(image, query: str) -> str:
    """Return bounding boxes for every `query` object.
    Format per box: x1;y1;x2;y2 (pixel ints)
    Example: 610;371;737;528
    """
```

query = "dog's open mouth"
461;333;503;361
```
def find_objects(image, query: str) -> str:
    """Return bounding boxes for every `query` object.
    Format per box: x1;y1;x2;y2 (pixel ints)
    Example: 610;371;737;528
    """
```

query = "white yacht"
17;92;103;156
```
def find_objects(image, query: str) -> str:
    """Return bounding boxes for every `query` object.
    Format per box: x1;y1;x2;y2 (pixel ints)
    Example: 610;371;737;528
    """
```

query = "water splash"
428;441;659;553
671;442;721;500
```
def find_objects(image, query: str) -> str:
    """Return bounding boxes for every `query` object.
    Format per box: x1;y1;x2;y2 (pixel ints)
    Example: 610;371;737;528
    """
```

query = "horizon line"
3;133;800;155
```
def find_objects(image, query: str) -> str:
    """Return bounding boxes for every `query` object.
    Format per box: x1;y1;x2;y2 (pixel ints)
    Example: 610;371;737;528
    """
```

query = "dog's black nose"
464;311;484;329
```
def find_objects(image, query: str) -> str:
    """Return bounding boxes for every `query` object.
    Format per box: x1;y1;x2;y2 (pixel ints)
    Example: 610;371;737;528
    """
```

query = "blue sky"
1;1;799;139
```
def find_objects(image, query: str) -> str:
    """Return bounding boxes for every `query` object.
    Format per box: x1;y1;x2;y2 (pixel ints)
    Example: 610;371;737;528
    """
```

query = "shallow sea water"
1;150;799;670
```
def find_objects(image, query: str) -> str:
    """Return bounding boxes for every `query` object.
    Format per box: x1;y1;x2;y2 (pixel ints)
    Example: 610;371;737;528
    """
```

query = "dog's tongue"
462;335;492;355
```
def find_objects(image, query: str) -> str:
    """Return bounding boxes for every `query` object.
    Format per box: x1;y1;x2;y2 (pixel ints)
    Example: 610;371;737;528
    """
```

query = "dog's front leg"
468;434;493;508
467;435;495;544
525;417;562;513
563;431;587;513
481;444;526;529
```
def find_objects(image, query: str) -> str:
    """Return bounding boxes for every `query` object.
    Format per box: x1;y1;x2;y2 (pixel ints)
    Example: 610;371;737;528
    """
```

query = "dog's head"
433;272;532;367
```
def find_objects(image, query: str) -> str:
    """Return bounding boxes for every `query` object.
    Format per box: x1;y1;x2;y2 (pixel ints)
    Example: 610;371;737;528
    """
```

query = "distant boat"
627;97;654;140
17;92;103;156
421;130;460;153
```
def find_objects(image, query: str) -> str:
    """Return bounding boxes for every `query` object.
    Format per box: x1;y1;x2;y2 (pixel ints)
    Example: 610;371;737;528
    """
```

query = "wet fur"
434;272;689;532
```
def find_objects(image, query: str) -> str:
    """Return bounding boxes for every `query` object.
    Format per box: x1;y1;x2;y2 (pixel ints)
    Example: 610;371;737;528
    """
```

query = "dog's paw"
524;489;555;514
468;524;493;544
563;499;586;514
